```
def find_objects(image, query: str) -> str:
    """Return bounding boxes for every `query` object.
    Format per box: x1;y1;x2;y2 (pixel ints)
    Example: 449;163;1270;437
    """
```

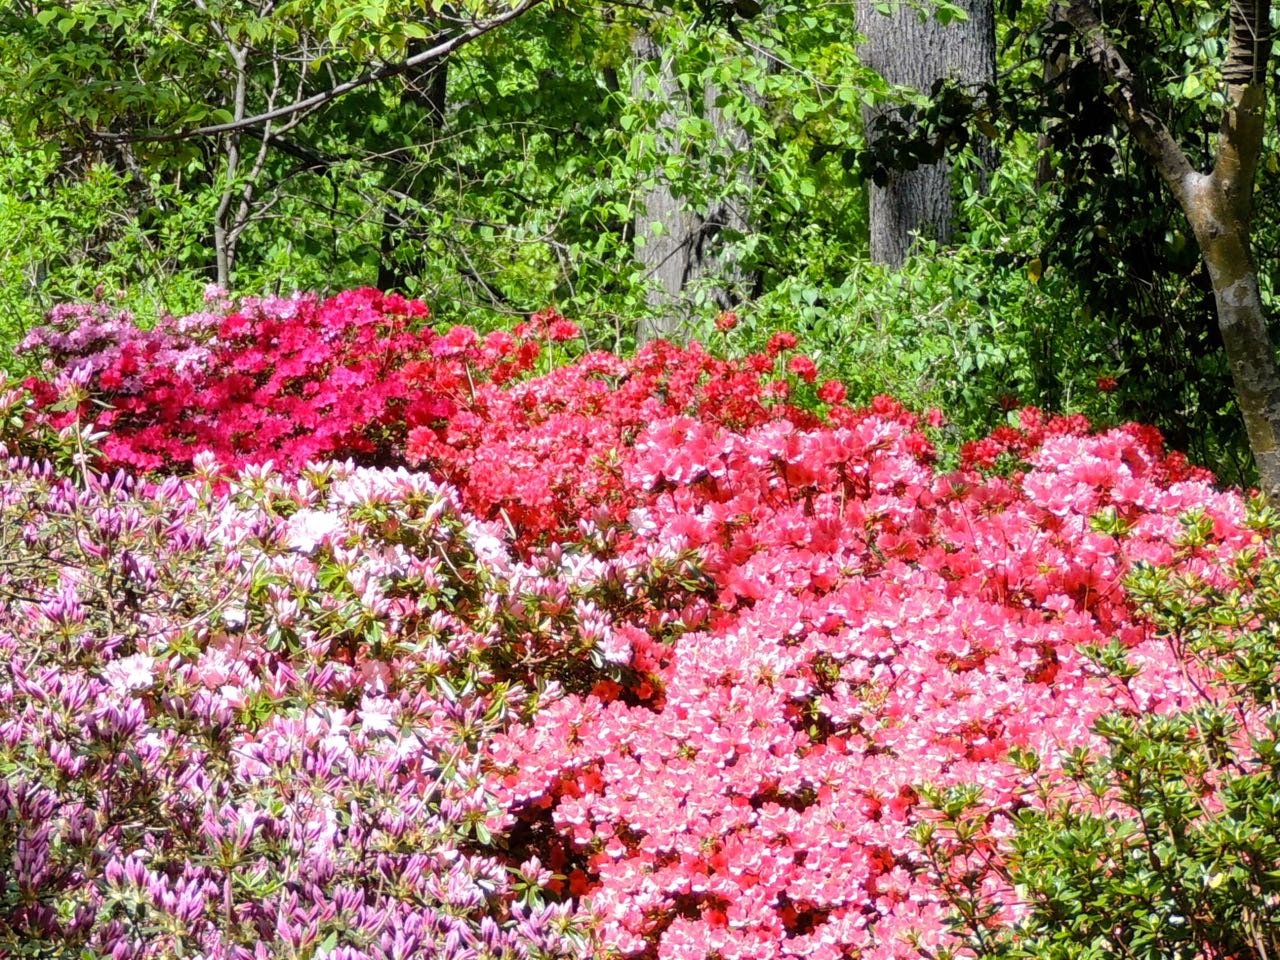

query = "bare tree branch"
1052;0;1199;205
91;0;548;144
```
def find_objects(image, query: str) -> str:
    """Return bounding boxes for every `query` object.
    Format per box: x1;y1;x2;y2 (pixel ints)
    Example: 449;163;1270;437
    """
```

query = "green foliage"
0;1;882;350
1;0;1277;480
0;132;210;364
1002;712;1280;960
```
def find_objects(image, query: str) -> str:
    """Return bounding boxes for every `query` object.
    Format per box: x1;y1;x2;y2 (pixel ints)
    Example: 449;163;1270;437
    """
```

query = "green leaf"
933;1;970;25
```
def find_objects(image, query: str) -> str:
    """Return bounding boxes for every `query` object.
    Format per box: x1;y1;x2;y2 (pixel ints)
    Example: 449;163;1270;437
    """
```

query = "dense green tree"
0;0;873;341
856;0;1280;489
0;0;545;285
1049;0;1280;495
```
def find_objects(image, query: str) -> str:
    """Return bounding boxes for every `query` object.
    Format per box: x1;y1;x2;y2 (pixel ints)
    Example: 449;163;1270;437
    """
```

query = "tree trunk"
1196;225;1280;490
632;27;704;343
695;81;753;308
1052;0;1280;494
631;27;755;343
857;0;996;266
1197;11;1280;493
379;49;448;292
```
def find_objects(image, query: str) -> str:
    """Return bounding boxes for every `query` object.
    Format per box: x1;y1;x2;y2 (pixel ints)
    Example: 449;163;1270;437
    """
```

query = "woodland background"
2;0;1277;485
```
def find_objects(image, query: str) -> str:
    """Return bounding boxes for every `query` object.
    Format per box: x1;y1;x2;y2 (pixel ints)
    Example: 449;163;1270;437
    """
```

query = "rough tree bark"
1053;0;1280;494
857;0;996;266
631;27;754;344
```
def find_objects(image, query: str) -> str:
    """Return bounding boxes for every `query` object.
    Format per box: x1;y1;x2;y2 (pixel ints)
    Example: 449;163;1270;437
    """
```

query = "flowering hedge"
0;443;615;959
5;290;1276;959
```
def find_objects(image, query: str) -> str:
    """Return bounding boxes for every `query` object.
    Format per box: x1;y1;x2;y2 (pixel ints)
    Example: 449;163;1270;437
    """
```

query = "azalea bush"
20;288;441;471
926;533;1280;960
0;408;609;957
19;289;825;543
5;290;1280;959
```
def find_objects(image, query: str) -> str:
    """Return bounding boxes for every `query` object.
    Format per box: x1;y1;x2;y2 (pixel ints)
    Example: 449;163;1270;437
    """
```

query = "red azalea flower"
817;379;847;405
766;331;798;357
548;319;581;342
787;354;819;383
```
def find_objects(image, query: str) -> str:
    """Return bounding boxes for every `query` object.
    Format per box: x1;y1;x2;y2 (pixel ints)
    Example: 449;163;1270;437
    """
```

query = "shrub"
7;293;1274;960
20;291;819;543
0;399;616;959
20;287;448;471
485;407;1262;959
926;511;1280;960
